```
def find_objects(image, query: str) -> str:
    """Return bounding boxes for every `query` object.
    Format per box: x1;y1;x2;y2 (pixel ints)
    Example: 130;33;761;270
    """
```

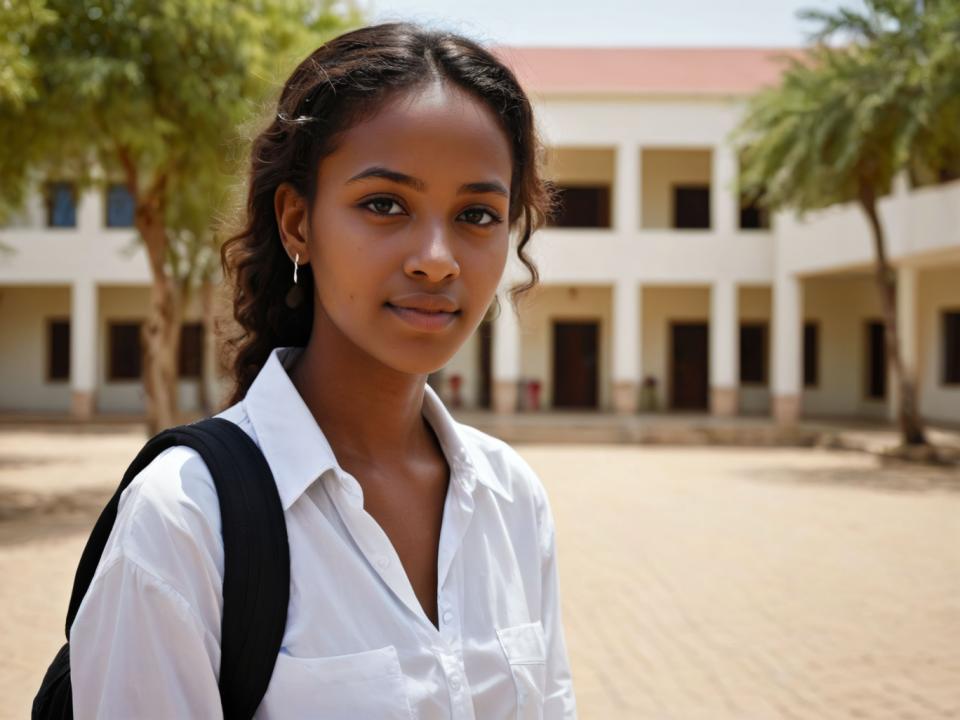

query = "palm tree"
733;0;960;447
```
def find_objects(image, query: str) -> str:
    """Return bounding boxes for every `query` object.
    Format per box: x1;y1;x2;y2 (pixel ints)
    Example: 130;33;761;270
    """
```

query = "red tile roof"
492;47;806;96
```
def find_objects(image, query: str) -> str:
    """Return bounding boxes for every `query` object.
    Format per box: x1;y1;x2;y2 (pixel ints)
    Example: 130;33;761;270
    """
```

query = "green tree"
733;0;960;447
0;0;361;433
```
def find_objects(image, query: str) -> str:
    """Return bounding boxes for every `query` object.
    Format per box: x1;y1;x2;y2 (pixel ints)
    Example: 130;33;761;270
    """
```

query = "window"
739;323;768;384
803;322;819;387
109;322;142;381
739;194;771;229
45;181;77;227
48;319;70;382
548;185;611;228
866;321;887;399
943;310;960;385
179;322;204;379
673;185;710;229
106;183;136;227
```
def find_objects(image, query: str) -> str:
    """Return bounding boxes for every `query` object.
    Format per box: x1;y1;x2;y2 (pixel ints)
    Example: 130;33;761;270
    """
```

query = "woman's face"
295;80;513;375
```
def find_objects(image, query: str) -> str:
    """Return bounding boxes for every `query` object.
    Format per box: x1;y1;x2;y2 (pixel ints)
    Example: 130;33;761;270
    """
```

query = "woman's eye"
459;207;502;226
361;197;405;216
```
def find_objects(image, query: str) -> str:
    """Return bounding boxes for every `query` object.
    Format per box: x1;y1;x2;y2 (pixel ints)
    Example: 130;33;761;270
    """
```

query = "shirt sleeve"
537;484;579;719
68;445;226;720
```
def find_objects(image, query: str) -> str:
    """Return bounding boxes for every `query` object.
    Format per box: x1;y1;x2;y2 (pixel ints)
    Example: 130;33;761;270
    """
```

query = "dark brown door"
478;319;493;409
553;321;599;409
670;322;709;410
866;320;887;399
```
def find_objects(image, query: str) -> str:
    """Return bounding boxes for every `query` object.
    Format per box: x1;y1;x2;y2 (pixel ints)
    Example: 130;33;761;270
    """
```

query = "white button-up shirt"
69;346;577;719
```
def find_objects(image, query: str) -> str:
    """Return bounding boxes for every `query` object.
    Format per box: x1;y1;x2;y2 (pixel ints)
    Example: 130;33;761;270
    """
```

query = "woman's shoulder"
103;402;256;581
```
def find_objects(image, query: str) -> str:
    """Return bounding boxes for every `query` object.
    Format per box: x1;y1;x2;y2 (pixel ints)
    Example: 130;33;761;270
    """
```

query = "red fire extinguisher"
449;374;463;408
527;380;541;411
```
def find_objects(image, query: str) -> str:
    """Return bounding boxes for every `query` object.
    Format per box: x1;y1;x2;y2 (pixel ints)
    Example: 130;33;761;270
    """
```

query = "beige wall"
0;285;72;411
738;285;772;415
641;285;710;410
519;285;612;410
543;147;615;185
98;285;207;413
801;274;887;419
441;326;481;408
917;265;960;424
641;148;712;229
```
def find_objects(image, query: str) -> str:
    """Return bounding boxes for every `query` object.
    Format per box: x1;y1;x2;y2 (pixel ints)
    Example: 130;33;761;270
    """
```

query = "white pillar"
70;278;98;418
710;279;738;415
492;297;521;413
711;143;737;233
77;184;104;234
890;265;918;420
772;273;802;424
615;142;639;233
612;280;640;413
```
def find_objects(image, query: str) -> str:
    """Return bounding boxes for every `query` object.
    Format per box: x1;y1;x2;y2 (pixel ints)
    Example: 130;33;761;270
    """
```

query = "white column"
772;273;802;424
615;142;639;233
612;280;640;413
492;298;521;413
710;279;738;415
77;183;104;234
890;265;918;420
71;278;98;418
711;143;737;233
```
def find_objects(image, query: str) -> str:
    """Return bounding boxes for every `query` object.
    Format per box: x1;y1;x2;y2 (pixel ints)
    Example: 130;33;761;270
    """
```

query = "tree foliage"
0;0;362;430
732;0;960;447
733;0;960;214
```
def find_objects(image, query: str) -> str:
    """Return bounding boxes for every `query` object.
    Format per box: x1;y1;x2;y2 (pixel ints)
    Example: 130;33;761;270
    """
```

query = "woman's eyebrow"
346;166;508;198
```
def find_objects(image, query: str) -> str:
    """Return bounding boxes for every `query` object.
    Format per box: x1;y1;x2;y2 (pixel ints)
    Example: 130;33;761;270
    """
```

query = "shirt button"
376;556;390;569
442;610;453;624
449;674;461;692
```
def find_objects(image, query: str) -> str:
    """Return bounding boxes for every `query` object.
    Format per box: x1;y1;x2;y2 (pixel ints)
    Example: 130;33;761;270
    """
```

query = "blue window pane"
48;182;76;227
106;183;135;227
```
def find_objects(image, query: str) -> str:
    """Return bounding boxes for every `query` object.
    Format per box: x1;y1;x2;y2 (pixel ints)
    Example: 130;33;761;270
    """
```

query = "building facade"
2;47;958;424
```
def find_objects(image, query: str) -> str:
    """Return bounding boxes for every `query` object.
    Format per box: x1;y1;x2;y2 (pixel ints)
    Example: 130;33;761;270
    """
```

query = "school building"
1;47;958;425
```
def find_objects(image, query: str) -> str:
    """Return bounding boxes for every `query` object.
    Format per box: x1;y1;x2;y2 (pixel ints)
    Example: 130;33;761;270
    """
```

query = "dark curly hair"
219;22;554;407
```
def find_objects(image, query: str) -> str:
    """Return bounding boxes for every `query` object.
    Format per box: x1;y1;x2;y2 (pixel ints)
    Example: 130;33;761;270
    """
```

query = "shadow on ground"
0;485;109;546
743;457;960;494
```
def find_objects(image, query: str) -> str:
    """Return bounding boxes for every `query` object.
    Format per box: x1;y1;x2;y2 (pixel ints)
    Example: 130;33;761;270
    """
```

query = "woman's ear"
274;182;311;264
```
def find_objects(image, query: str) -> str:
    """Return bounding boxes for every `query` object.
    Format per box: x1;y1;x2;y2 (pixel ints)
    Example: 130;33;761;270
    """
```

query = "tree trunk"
857;186;927;446
135;178;182;435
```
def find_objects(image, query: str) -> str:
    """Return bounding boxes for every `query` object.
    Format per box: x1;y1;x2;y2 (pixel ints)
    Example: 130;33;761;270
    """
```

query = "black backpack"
32;417;291;720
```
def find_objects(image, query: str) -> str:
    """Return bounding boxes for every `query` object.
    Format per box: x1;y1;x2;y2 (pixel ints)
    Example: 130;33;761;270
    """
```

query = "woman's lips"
385;303;459;332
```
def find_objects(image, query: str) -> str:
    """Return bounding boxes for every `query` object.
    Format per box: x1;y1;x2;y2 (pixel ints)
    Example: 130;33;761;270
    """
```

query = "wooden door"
478;319;493;409
553;321;599;409
670;322;709;410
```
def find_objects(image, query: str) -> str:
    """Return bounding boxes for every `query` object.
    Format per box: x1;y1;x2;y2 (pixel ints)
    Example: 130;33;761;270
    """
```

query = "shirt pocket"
496;621;548;720
256;644;415;720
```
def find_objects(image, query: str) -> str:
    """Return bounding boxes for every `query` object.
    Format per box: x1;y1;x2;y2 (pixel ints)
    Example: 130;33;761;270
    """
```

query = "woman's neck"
286;311;434;470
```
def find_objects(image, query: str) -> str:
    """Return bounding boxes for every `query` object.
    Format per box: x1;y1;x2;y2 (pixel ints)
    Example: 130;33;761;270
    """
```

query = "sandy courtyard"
1;425;959;719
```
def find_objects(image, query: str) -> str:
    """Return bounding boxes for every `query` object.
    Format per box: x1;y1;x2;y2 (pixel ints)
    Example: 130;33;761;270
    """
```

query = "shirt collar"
241;346;510;511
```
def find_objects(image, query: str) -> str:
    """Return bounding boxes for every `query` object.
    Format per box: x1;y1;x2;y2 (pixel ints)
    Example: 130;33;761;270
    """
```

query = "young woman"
69;22;577;719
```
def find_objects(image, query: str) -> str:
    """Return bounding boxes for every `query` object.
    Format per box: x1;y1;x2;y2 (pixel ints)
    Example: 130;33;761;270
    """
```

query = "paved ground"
1;426;959;719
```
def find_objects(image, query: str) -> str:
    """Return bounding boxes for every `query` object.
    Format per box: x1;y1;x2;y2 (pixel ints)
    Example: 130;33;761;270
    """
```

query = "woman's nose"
403;221;460;282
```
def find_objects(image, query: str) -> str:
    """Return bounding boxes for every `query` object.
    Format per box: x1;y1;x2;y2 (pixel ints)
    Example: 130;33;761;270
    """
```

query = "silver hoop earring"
293;252;299;284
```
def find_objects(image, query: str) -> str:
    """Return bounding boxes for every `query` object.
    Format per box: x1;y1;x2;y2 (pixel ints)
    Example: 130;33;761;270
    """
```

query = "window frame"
47;317;71;383
107;320;144;382
104;182;136;228
44;180;78;228
942;308;960;386
738;321;769;386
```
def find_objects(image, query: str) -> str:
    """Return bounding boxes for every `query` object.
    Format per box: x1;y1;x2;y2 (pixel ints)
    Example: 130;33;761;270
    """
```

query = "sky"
363;0;866;47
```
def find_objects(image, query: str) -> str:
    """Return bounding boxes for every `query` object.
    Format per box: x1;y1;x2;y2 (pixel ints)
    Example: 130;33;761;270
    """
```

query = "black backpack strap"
64;417;290;719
